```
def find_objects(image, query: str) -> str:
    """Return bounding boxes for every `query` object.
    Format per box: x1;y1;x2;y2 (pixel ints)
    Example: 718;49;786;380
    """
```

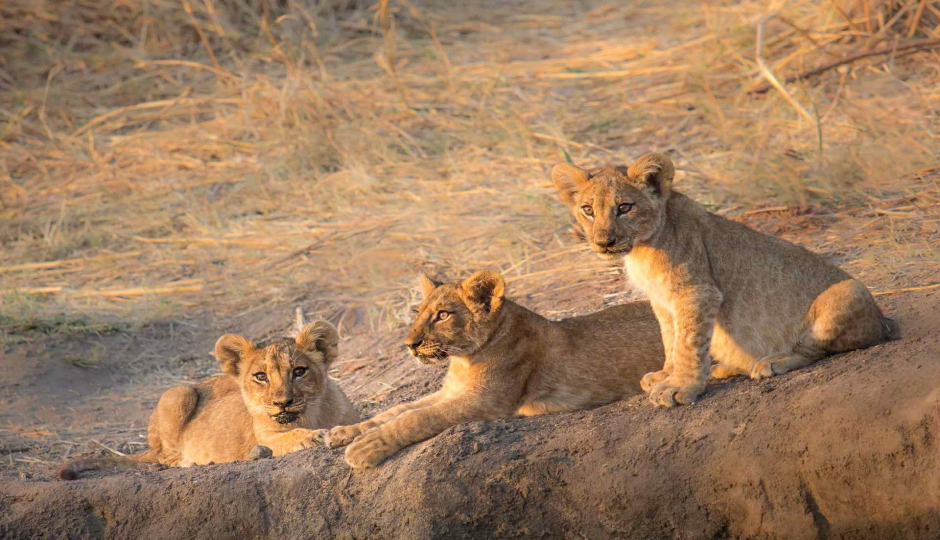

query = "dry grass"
1;0;939;337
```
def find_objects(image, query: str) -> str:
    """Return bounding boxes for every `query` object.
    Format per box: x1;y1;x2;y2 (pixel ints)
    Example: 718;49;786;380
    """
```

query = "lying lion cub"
552;153;898;408
324;270;664;468
58;321;359;480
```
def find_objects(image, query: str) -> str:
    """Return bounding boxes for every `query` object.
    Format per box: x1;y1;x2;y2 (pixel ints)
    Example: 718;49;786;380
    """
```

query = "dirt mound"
1;293;938;540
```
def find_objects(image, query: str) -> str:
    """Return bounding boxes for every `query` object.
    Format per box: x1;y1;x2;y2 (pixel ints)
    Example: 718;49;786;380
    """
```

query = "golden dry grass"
1;0;939;339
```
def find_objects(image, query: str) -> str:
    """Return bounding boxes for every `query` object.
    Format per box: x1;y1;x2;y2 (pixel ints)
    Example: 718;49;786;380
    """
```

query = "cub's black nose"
603;238;617;247
274;398;294;408
405;339;423;350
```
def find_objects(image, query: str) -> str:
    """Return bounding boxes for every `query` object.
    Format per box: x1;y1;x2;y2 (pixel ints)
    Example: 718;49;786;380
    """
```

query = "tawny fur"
58;321;359;480
323;270;664;468
552;154;898;408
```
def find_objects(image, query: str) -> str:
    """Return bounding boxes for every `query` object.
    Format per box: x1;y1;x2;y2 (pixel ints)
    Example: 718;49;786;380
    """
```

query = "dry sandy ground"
1;288;938;539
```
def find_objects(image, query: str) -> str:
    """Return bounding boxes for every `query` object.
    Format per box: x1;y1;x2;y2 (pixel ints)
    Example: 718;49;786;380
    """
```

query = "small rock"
249;446;273;460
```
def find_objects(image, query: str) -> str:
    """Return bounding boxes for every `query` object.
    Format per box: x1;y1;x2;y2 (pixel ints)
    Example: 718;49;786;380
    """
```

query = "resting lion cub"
552;153;897;408
58;321;359;480
323;270;664;468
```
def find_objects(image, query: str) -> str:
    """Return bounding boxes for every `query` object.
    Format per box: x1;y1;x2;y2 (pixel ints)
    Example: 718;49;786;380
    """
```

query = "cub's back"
691;199;852;323
709;212;846;286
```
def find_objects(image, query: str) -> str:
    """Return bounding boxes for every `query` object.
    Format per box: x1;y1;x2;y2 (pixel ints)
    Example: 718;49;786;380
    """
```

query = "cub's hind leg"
810;278;891;352
147;384;200;465
750;352;820;380
750;279;888;380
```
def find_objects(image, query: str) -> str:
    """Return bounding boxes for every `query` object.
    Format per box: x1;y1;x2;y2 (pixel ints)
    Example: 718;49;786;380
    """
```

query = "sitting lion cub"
58;321;359;480
323;270;664;468
552;153;897;408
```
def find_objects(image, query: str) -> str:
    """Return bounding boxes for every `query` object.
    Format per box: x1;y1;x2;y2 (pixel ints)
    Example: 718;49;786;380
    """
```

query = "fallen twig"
752;37;940;94
133;236;276;247
0;252;141;274
295;307;305;334
91;439;126;457
872;283;940;296
742;206;790;216
755;14;816;123
5;281;206;298
71;284;204;298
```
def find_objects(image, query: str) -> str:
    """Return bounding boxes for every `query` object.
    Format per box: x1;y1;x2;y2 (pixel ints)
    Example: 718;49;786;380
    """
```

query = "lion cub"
323;270;664;468
58;321;359;480
552;153;897;408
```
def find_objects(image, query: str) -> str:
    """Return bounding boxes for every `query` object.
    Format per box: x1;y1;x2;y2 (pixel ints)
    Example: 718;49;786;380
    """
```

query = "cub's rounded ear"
418;273;441;299
461;270;506;315
296;320;340;366
627;153;675;198
551;163;590;206
213;334;255;376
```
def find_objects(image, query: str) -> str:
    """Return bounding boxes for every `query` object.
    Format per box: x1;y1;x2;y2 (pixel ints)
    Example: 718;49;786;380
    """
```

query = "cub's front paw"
344;430;398;469
292;428;327;451
649;377;704;408
324;424;363;449
640;370;670;393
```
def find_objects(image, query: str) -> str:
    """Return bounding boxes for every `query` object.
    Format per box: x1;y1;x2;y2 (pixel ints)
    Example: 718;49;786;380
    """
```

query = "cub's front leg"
344;397;491;469
259;428;325;456
641;301;676;393
324;391;444;449
649;286;721;407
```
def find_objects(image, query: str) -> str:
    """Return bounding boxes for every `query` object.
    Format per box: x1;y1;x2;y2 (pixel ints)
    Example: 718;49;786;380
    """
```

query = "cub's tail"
57;449;161;481
881;316;901;342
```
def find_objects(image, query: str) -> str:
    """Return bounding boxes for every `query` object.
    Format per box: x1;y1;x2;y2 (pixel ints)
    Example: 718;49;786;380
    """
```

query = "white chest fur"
622;253;669;307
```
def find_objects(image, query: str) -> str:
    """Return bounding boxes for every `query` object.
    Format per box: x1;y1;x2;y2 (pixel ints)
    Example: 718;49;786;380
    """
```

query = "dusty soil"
1;290;937;539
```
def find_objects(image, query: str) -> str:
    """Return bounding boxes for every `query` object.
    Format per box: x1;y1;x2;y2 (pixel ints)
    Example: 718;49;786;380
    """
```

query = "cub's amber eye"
437;311;451;322
581;205;594;217
617;203;634;215
253;372;268;383
292;367;307;378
